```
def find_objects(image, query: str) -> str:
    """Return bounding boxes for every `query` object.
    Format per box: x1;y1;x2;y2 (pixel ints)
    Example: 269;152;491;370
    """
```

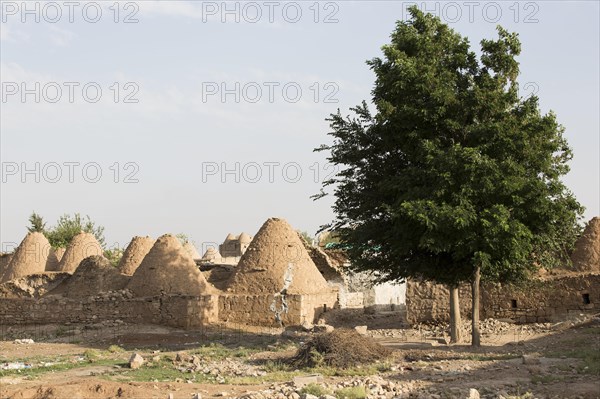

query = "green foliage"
335;386;368;399
27;212;46;233
319;231;341;248
83;349;101;362
104;247;124;268
175;233;189;245
315;7;583;288
297;230;315;246
301;383;331;397
107;345;125;353
29;213;106;249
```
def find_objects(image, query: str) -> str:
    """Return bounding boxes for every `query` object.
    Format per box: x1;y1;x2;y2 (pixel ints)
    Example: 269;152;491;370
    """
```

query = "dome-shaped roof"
238;232;252;243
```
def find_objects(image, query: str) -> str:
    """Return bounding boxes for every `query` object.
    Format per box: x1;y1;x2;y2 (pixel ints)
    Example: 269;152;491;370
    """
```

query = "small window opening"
582;293;591;305
323;304;328;312
511;299;518;308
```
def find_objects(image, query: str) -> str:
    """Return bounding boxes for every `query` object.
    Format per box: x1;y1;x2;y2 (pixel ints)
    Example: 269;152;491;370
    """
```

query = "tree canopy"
27;212;106;249
316;7;583;289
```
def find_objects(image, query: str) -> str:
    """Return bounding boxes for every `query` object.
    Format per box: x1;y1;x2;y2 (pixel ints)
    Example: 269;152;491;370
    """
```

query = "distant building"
215;232;253;265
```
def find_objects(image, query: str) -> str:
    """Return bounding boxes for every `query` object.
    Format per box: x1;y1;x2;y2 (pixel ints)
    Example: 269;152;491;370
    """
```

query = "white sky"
1;1;598;252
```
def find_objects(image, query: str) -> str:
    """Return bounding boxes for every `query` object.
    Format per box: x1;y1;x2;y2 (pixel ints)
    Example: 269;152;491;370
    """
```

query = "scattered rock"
354;325;368;335
129;353;144;369
13;339;34;344
293;374;323;388
468;388;480;399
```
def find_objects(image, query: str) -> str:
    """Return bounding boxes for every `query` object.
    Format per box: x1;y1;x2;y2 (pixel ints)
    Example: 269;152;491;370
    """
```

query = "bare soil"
1;312;598;399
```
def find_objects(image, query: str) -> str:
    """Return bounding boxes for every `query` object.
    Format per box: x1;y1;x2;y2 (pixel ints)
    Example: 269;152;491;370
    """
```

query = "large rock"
129;353;144;369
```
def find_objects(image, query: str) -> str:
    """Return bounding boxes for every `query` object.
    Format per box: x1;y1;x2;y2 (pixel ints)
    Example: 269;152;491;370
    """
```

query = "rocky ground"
0;311;598;399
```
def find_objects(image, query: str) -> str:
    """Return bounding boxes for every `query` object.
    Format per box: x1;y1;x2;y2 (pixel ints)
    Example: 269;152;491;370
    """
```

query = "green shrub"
335;386;367;399
301;383;331;397
107;345;124;353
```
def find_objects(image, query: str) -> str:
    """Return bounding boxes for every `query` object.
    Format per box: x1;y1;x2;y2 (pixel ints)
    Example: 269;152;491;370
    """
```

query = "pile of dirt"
127;234;216;297
50;256;129;298
183;241;202;261
0;272;70;298
571;217;600;272
226;218;332;295
289;329;392;368
118;236;154;275
56;232;103;273
1;232;52;283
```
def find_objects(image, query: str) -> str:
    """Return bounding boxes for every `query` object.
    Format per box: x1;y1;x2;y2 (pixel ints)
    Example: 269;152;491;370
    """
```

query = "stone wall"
219;292;338;327
406;273;600;325
406;281;472;324
0;291;337;329
0;294;219;328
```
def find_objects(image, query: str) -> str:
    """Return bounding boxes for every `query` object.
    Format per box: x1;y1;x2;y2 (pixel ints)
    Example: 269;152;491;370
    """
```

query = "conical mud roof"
227;218;331;295
46;248;64;272
1;232;52;283
57;232;103;273
202;247;222;262
0;253;14;280
54;246;66;262
571;217;600;272
183;242;202;261
118;236;154;275
50;256;129;298
128;234;216;297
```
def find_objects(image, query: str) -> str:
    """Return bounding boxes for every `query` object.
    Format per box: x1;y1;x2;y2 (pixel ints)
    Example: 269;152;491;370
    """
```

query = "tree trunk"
449;286;462;343
471;265;481;347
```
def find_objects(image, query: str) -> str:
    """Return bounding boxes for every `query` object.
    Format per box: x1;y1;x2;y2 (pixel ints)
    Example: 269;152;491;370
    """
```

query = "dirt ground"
1;311;598;399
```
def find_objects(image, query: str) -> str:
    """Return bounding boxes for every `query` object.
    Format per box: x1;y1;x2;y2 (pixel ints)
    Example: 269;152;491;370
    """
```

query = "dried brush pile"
289;329;392;368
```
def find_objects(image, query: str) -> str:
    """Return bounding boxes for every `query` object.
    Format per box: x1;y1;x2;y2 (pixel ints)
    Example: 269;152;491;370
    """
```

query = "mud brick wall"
406;273;600;325
0;295;218;328
406;280;472;325
219;292;338;327
298;292;338;323
483;274;600;323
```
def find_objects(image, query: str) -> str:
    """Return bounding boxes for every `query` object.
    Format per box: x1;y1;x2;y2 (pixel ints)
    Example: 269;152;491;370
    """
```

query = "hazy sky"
1;1;598;253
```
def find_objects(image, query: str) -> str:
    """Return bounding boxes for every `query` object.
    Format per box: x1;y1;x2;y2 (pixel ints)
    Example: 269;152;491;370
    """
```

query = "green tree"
175;233;189;245
44;213;106;249
315;8;583;346
297;230;315;246
27;212;46;233
104;246;124;268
